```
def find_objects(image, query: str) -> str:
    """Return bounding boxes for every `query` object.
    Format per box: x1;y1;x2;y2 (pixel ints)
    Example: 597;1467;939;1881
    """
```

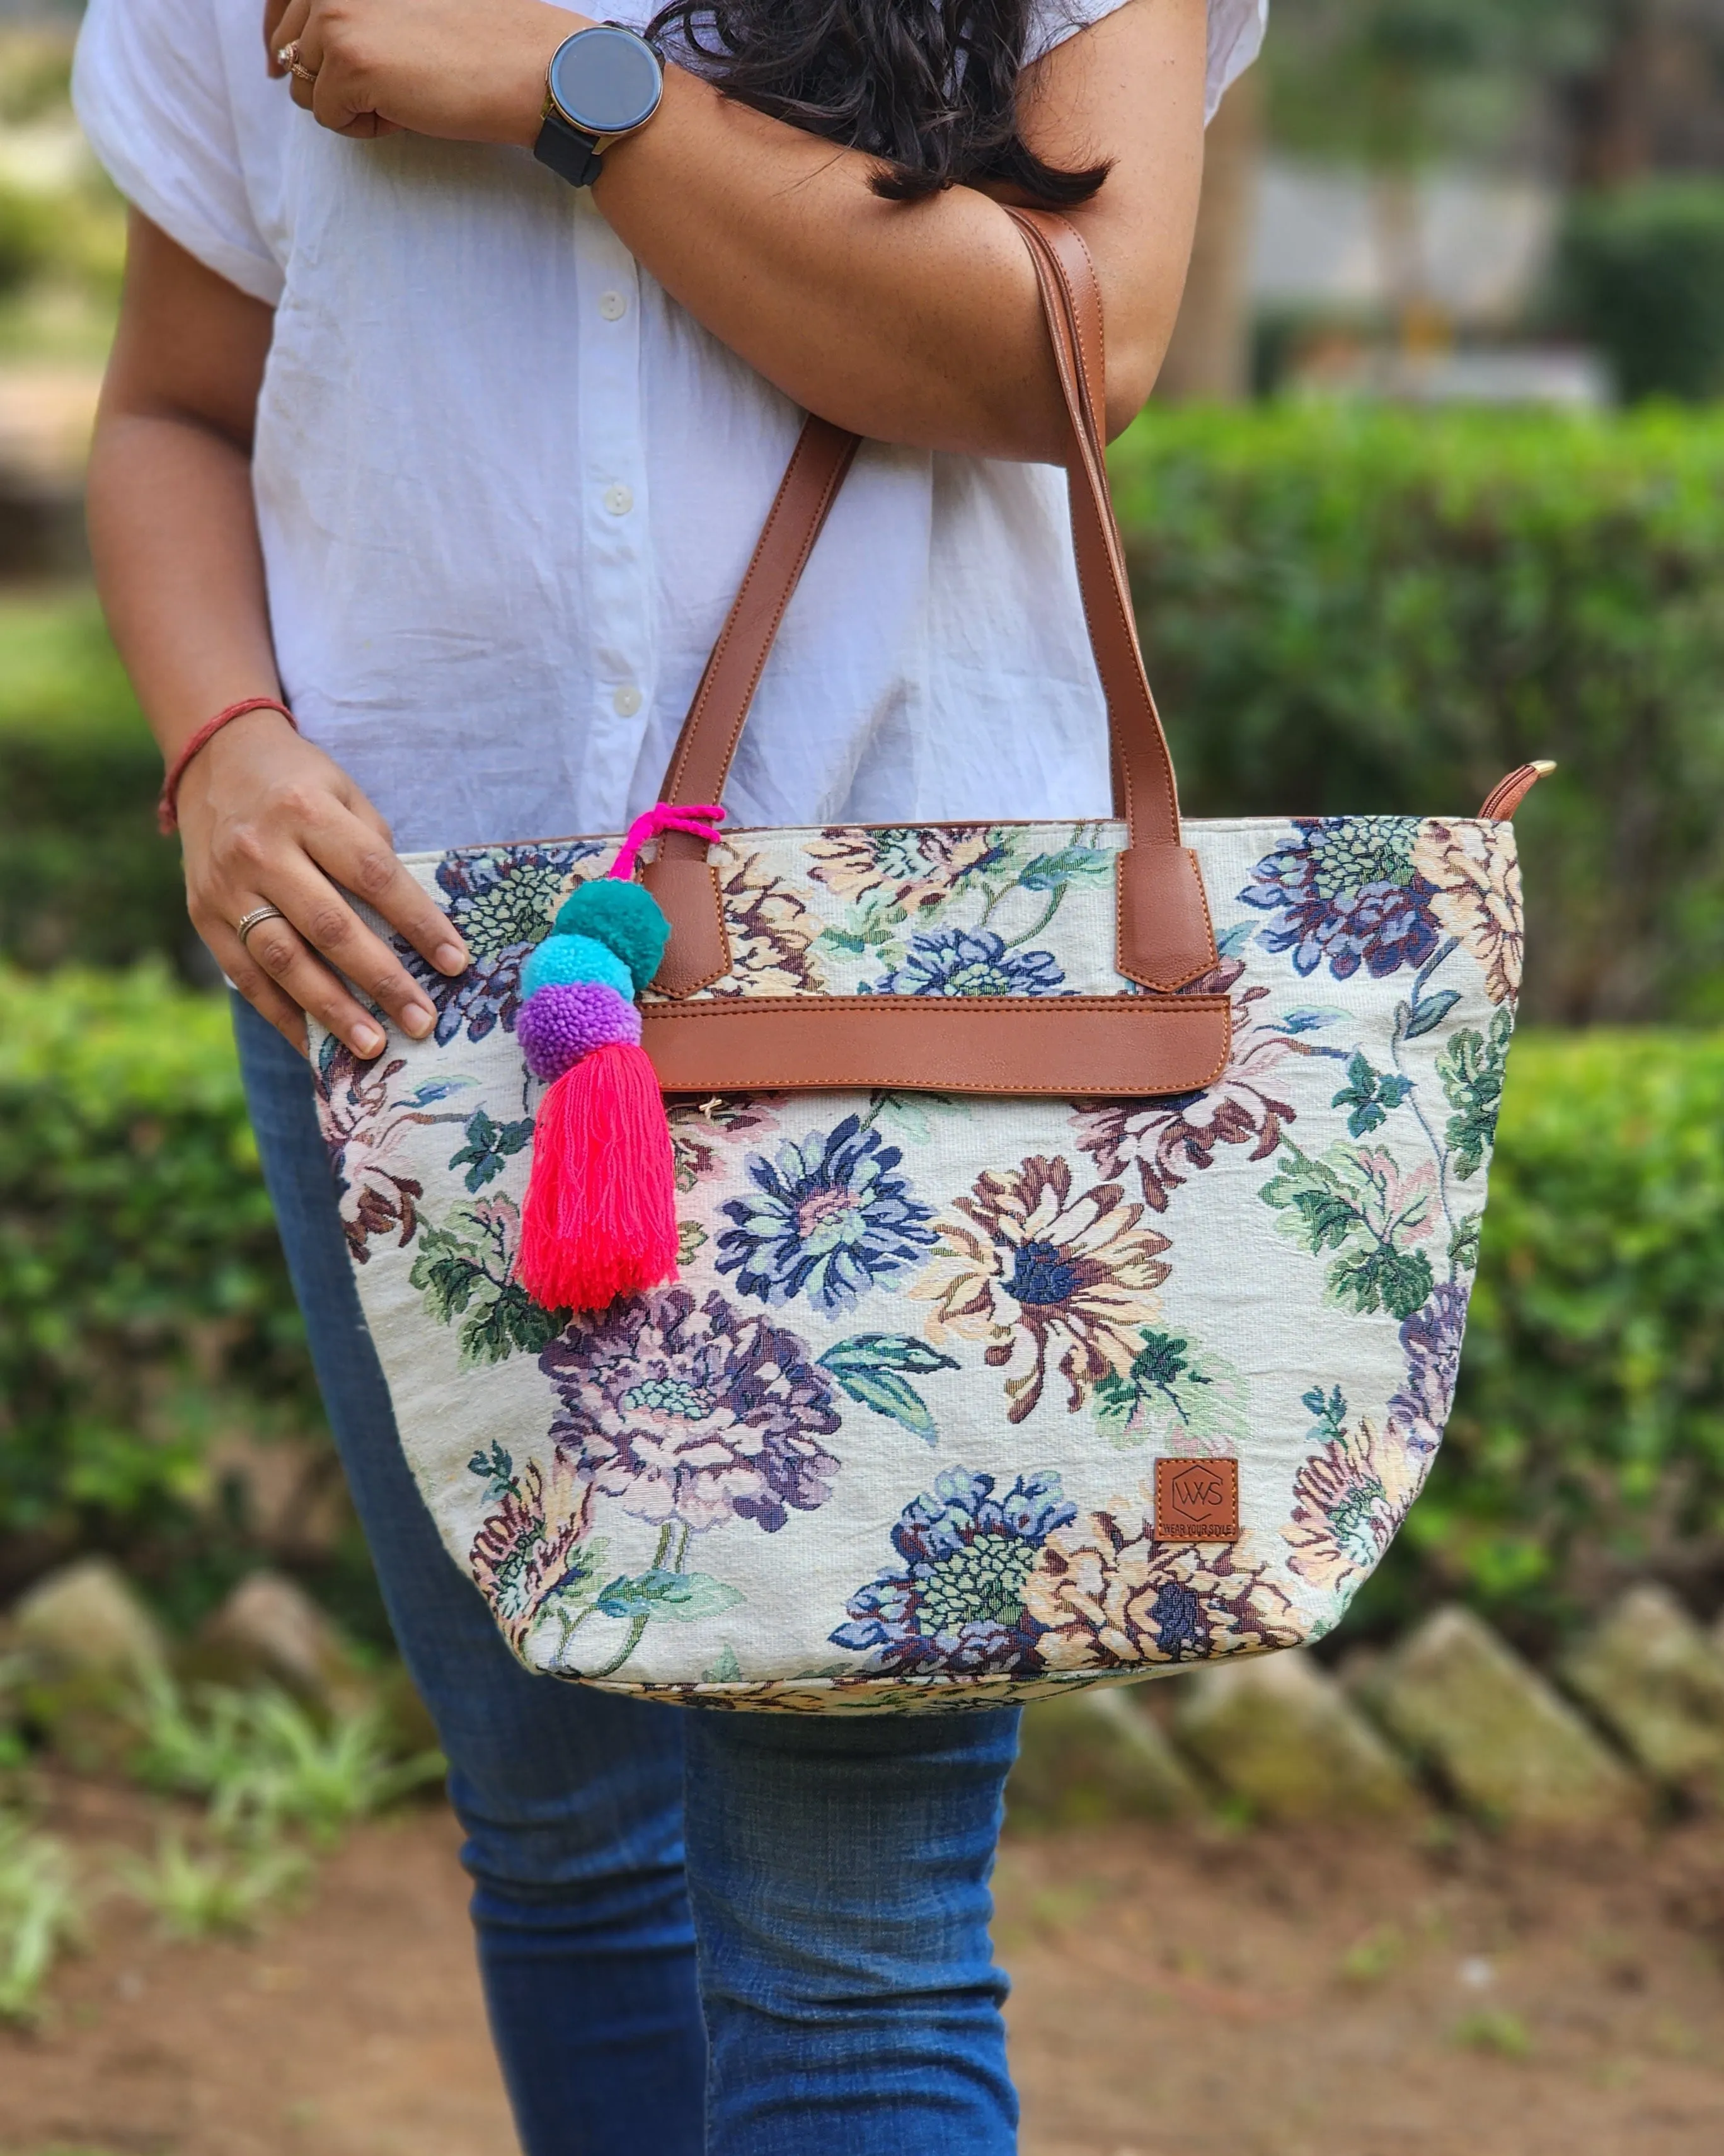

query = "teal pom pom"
553;878;671;993
520;931;634;1002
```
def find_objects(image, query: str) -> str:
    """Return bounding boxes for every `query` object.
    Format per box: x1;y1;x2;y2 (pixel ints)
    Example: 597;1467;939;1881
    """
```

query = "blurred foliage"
1112;404;1724;1025
132;1676;442;1849
1265;0;1612;171
3;972;1721;1651
0;182;57;298
0;28;125;358
0;1809;81;2023
0;592;193;974
112;1828;309;1942
1360;1028;1724;1648
0;967;374;1633
0;28;72;127
1556;179;1724;401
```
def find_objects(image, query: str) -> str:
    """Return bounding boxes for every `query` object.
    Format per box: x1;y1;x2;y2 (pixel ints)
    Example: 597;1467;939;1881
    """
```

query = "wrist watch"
534;23;665;189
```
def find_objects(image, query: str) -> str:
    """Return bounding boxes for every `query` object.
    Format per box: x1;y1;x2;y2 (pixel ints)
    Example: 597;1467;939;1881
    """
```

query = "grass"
0;1811;83;2023
113;1831;311;1942
1338;1924;1406;1986
131;1675;444;1850
0;1675;444;2022
1453;2007;1534;2058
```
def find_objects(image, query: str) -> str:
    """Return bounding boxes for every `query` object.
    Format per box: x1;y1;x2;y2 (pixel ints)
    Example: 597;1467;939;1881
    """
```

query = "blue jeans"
233;998;1020;2155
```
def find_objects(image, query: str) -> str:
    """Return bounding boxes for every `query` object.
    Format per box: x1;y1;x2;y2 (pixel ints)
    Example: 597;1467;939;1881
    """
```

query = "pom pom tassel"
514;800;724;1315
517;1039;681;1313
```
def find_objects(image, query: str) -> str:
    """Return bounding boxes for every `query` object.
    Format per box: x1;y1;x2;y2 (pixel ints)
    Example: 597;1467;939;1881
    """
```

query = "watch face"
548;25;664;137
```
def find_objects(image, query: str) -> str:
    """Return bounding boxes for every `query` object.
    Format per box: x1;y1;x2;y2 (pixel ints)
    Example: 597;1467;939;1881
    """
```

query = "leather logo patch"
1154;1457;1240;1542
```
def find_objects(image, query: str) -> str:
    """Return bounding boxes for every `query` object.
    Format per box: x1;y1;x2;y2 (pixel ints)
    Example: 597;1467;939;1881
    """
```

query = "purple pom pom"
518;980;642;1081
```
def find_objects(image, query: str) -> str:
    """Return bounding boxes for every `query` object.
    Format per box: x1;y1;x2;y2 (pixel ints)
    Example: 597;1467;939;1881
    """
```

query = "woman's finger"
251;843;445;1041
224;901;394;1059
268;0;311;77
204;917;313;1056
285;0;321;108
308;803;470;976
263;0;304;72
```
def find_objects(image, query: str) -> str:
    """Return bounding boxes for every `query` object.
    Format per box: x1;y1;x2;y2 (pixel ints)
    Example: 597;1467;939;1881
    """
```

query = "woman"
74;0;1263;2147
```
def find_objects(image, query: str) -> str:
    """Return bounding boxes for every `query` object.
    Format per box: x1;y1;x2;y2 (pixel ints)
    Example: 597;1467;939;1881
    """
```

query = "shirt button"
598;290;628;320
612;683;643;717
602;483;634;516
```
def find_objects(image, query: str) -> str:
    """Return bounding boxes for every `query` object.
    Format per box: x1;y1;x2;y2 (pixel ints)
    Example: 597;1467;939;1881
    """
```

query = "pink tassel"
517;1040;680;1313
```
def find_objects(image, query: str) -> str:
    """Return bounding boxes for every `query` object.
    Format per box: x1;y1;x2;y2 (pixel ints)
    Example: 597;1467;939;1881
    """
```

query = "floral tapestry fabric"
312;812;1521;1712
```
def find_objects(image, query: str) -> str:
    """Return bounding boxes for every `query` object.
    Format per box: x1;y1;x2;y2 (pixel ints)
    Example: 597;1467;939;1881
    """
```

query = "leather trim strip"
1478;761;1556;821
641;995;1232;1098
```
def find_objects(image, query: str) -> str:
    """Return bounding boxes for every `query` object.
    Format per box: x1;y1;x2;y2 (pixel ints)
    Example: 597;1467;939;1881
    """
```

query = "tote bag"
311;212;1543;1713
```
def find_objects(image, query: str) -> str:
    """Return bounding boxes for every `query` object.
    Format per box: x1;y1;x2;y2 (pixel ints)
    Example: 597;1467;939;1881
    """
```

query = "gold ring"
276;40;318;83
235;904;288;948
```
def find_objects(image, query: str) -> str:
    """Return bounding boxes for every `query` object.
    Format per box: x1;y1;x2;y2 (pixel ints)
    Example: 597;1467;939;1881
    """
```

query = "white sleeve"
73;0;287;305
1028;0;1268;124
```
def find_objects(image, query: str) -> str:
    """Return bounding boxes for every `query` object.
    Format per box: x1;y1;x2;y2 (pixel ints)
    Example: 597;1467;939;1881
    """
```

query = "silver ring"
235;904;288;948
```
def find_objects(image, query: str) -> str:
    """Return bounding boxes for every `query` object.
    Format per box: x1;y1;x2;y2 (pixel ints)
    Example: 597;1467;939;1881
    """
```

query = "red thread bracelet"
157;697;298;835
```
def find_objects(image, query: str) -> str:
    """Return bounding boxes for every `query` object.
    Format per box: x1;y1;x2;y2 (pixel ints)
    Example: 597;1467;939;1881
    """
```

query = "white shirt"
75;0;1264;854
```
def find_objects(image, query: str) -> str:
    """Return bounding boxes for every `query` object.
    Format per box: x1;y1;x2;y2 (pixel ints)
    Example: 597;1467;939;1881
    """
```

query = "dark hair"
643;0;1110;204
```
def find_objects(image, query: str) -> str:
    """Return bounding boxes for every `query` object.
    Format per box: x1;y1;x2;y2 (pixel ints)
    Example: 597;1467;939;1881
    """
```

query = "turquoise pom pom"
553;878;671;994
520;931;634;1002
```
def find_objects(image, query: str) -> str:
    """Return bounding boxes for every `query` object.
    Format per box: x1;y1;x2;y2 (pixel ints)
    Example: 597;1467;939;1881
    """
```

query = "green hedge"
1112;405;1724;1027
0;591;190;973
1360;1027;1724;1649
3;969;1720;1646
0;967;331;1626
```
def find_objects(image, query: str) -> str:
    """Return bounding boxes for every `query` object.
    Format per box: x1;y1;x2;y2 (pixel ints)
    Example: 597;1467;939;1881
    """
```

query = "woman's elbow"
1102;304;1180;441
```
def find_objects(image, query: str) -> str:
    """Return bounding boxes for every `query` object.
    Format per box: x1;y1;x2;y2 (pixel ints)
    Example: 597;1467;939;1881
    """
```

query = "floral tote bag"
310;212;1544;1714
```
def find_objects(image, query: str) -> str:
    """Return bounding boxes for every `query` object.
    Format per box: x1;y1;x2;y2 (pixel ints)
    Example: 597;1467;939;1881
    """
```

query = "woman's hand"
263;0;574;144
175;708;470;1058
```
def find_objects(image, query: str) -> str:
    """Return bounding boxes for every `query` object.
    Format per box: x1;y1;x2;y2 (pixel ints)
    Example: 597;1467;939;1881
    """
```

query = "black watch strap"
534;108;606;188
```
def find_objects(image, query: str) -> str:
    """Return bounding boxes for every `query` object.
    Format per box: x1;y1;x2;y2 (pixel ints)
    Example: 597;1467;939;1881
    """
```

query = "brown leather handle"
645;208;1217;998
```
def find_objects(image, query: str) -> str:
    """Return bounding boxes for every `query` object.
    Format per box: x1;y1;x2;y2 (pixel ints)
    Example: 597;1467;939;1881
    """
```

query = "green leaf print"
447;1106;535;1193
817;908;907;969
819;1334;961;1445
410;1198;567;1366
1402;988;1462;1041
1016;845;1112;892
1438;1007;1513;1180
1330;1052;1413;1139
594;1570;745;1623
1449;1211;1483;1272
1260;1143;1439;1322
1329;1242;1434;1321
868;1092;965;1146
1093;1329;1251;1449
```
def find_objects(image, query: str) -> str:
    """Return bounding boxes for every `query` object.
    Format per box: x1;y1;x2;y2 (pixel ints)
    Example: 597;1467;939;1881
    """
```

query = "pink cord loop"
609;800;727;882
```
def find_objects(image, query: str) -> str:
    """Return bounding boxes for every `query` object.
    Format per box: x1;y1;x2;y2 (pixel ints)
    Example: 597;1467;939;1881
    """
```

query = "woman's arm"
264;0;1207;454
86;214;469;1057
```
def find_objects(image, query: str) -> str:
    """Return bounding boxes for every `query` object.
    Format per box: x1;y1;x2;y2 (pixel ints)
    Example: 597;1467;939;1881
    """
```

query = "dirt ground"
4;1777;1723;2156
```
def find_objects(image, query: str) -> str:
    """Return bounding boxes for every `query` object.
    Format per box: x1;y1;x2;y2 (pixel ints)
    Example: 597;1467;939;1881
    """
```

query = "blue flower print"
717;1115;936;1314
865;928;1065;997
399;843;604;1043
1239;819;1443;981
830;1468;1076;1676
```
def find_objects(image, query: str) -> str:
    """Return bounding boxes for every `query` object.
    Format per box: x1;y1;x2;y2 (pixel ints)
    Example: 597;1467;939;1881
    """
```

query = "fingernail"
353;1023;385;1056
434;941;469;974
403;1002;436;1039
